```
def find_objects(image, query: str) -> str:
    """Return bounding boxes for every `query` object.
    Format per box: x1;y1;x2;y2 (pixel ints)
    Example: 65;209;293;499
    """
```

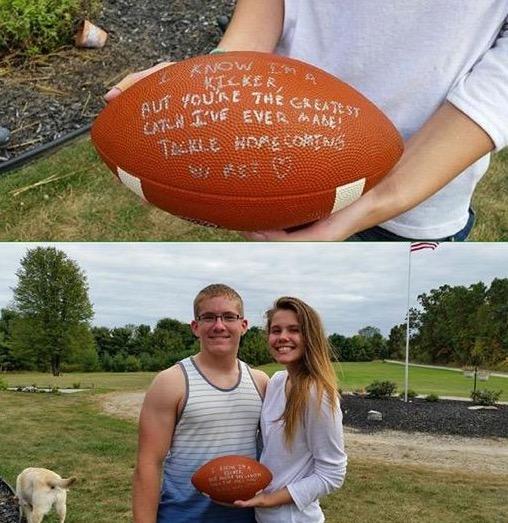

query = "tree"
239;327;271;366
387;324;406;360
328;333;347;361
484;278;508;366
11;247;94;375
0;308;20;371
411;283;486;366
358;326;381;338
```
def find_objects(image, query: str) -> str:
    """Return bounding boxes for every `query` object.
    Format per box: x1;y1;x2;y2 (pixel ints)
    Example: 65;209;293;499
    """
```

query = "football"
91;51;403;231
191;455;272;503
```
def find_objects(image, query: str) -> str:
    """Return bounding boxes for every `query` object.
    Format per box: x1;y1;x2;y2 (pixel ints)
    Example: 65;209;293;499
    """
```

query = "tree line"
0;247;506;374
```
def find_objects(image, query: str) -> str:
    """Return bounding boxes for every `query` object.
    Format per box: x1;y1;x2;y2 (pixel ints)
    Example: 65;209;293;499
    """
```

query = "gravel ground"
0;0;235;163
100;391;508;439
341;395;508;438
99;391;508;475
0;477;19;523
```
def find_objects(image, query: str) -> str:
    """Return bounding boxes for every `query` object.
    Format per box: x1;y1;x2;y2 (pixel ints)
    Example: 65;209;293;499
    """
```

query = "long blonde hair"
266;297;339;446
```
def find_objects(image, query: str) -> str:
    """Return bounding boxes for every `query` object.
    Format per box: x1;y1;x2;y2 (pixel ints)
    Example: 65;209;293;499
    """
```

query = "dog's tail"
49;476;77;489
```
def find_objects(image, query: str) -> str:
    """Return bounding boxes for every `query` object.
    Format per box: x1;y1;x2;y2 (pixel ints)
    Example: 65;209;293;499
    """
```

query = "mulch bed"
0;0;235;164
0;477;20;523
341;395;508;438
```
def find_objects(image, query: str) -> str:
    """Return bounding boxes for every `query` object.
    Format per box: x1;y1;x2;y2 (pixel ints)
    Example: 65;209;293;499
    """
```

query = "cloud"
0;242;506;336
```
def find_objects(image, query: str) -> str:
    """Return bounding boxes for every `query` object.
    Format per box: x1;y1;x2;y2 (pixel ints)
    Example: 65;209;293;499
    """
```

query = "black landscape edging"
0;477;20;523
0;124;92;176
0;1;232;176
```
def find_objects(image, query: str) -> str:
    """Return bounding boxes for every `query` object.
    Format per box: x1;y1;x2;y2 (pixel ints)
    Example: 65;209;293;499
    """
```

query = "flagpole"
404;244;412;403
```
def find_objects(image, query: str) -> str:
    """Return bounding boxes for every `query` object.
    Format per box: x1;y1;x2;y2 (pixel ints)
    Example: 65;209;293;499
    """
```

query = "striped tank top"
157;356;263;523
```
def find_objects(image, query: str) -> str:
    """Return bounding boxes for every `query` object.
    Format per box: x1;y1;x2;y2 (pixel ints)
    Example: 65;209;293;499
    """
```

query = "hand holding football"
191;455;272;504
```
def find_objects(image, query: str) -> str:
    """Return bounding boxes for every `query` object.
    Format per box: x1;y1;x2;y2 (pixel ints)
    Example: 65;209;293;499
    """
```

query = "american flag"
410;242;439;252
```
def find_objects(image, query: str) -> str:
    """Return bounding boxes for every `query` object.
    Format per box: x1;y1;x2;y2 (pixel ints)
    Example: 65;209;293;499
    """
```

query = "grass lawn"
0;391;506;523
3;371;156;392
4;361;508;399
0;138;241;241
260;361;508;400
0;138;506;240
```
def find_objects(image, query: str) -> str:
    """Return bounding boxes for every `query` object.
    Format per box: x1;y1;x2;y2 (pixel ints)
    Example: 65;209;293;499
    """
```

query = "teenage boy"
132;283;268;523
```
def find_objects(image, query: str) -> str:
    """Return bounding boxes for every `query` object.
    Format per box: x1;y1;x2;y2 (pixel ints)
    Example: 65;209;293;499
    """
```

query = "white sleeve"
447;17;508;151
286;392;347;511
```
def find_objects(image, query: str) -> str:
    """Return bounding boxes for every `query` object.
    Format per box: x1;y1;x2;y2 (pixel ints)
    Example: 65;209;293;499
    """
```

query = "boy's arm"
250;368;269;398
132;366;185;523
248;101;495;241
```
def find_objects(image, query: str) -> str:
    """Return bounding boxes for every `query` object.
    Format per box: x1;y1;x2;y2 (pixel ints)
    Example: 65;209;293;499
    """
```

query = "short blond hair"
193;284;244;317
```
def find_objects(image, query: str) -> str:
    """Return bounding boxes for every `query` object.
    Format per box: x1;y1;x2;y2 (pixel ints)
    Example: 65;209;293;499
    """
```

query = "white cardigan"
256;371;347;523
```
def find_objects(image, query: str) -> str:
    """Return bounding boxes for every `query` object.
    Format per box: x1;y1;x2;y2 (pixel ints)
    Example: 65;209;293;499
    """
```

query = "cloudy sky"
0;242;506;336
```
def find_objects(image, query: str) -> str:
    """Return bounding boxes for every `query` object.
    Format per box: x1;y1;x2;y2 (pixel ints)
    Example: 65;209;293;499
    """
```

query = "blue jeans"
348;208;476;242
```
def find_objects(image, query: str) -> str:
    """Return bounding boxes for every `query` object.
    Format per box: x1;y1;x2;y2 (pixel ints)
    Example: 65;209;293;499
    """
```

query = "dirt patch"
0;0;235;163
98;391;508;476
100;391;146;421
345;428;507;476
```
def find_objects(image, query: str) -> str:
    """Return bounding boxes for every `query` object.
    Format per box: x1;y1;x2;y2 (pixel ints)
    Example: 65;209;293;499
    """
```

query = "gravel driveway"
99;391;508;476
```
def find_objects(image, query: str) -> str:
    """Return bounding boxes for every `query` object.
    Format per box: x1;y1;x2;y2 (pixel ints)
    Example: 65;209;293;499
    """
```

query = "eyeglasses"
196;313;243;324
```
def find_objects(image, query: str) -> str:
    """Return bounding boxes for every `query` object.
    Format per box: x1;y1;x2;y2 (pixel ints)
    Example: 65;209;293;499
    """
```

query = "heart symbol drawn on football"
272;156;293;180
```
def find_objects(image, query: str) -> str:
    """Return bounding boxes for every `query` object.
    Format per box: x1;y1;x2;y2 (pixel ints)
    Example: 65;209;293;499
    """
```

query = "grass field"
259;361;508;400
3;371;157;392
4;361;507;399
0;391;506;523
0;138;240;241
0;138;506;240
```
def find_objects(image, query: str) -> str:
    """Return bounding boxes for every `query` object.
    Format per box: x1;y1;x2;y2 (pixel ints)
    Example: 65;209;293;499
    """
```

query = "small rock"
0;127;10;145
367;410;383;421
217;15;230;32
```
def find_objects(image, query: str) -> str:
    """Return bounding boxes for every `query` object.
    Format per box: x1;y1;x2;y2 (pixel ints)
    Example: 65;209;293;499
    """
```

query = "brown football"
91;51;403;231
191;455;272;503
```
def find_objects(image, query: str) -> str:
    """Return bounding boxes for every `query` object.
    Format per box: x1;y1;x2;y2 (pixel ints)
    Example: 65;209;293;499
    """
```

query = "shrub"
0;0;101;57
366;380;397;399
125;355;141;372
471;389;502;406
0;377;8;390
399;389;417;400
353;388;367;398
425;393;439;402
111;353;127;372
72;382;81;389
60;363;82;373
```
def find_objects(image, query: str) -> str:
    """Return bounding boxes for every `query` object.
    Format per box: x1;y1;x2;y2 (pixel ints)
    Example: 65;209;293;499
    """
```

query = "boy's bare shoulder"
249;368;270;397
145;364;186;405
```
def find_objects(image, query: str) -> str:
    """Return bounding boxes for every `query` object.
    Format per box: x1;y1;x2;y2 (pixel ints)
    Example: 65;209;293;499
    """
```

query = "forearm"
263;487;293;506
235;487;294;508
218;0;284;53
132;463;162;523
332;101;495;238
